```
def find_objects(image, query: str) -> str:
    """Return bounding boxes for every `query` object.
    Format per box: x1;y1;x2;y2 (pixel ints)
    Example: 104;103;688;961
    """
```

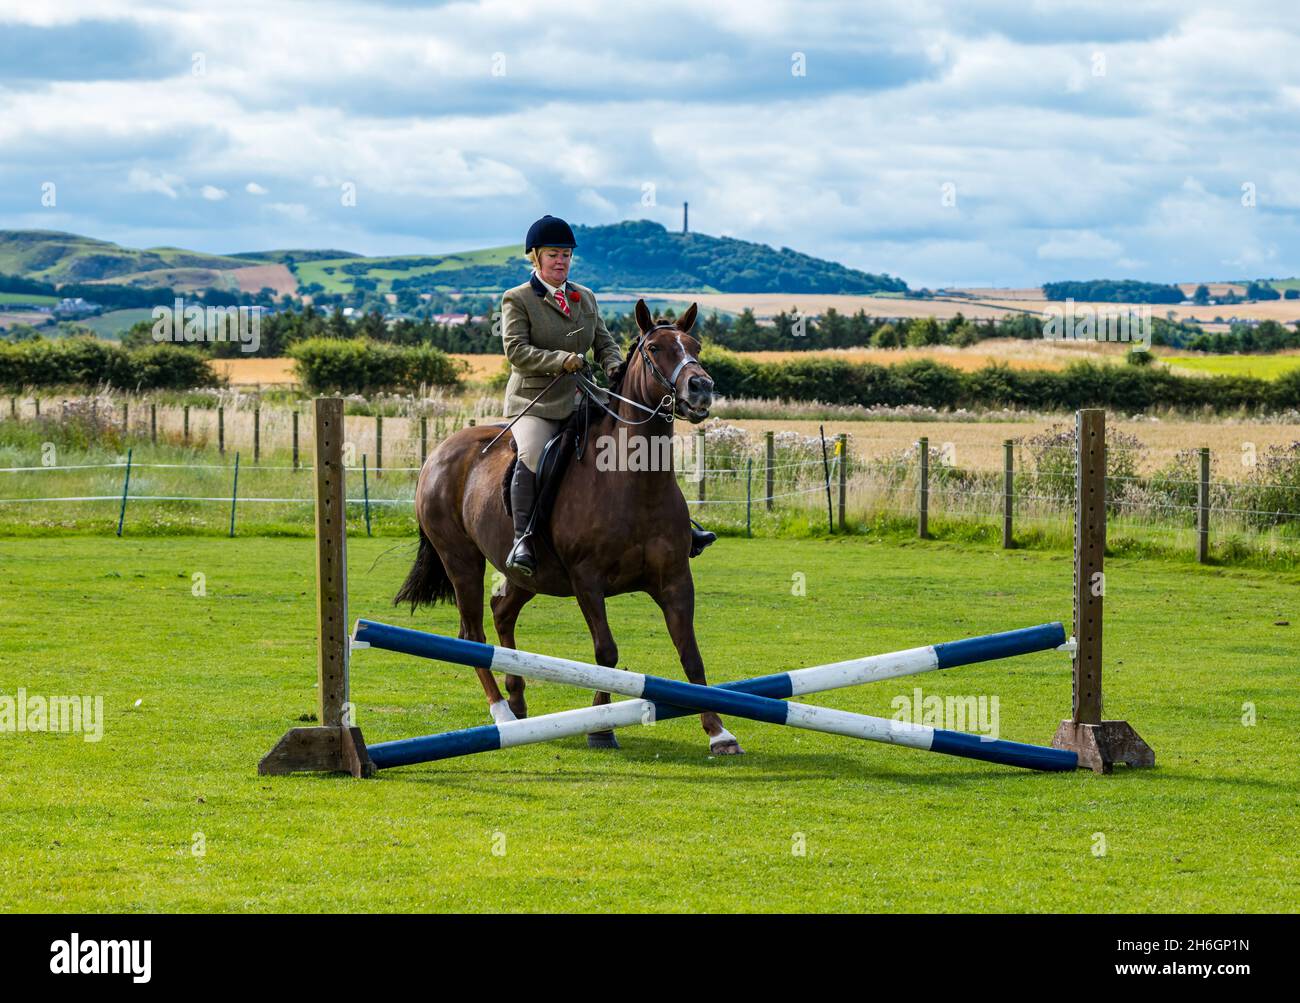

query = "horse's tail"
394;527;456;611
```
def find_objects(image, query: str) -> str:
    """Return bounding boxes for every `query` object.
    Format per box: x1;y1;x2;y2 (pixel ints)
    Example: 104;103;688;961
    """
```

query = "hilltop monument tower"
683;202;688;234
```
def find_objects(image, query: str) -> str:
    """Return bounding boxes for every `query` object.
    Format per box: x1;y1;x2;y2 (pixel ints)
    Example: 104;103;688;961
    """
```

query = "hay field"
741;340;1130;371
702;417;1300;477
229;263;297;296
677;291;1300;329
212;353;506;387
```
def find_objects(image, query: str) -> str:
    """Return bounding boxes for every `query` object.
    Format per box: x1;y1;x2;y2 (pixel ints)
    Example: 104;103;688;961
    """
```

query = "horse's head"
611;299;714;423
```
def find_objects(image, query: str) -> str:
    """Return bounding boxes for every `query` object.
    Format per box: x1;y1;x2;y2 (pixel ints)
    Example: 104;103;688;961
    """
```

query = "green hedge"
0;337;217;390
289;338;464;394
698;345;1300;413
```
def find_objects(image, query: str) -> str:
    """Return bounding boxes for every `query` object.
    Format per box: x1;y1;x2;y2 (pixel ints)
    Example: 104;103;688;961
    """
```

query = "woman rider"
500;214;715;575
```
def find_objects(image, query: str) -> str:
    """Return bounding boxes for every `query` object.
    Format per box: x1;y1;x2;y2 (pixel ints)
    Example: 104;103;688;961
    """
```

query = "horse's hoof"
587;731;620;750
709;739;744;756
507;699;528;720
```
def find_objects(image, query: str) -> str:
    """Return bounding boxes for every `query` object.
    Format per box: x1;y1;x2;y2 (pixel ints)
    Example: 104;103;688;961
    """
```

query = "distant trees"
1041;279;1185;304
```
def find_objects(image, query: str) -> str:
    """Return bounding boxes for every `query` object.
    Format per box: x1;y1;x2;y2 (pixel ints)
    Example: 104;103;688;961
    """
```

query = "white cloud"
1036;231;1124;260
2;2;1298;284
126;168;181;199
200;185;227;201
266;202;313;224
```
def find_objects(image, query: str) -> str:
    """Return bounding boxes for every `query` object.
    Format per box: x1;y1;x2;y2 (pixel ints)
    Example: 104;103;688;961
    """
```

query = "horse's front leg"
573;584;622;750
652;578;743;756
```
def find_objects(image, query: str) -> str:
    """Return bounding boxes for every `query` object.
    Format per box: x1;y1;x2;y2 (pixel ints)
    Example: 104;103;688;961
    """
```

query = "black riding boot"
689;524;716;558
506;462;539;575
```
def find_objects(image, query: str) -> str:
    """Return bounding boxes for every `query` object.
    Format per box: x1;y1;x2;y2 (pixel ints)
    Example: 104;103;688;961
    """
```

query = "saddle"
499;394;595;539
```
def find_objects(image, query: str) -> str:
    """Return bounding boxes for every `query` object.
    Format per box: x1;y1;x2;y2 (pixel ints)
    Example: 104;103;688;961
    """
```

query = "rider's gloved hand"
562;353;586;373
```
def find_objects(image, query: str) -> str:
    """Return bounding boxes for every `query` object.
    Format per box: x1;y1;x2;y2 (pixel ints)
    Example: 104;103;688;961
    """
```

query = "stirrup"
689;525;716;558
506;533;536;575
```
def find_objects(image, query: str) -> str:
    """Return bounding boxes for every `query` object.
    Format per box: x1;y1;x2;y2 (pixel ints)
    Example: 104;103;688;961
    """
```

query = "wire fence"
1;393;1297;563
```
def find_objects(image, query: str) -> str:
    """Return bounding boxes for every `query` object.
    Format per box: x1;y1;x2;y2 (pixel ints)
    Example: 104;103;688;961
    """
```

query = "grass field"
0;535;1295;912
77;308;157;338
1164;354;1300;379
294;245;521;295
0;292;56;306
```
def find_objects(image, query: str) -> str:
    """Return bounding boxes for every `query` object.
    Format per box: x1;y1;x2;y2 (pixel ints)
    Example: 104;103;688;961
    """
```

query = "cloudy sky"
1;0;1298;288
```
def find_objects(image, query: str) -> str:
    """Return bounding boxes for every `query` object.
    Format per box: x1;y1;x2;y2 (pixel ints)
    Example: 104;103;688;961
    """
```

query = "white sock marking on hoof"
710;727;738;748
490;700;517;724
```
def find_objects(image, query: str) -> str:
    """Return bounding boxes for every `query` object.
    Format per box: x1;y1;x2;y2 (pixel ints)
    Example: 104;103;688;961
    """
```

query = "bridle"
638;324;700;398
575;323;701;428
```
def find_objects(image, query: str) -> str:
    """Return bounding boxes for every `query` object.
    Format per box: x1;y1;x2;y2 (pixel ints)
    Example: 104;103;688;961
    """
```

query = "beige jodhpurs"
512;414;563;470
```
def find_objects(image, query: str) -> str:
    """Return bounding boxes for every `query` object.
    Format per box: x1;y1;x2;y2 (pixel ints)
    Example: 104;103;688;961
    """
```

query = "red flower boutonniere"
567;290;581;303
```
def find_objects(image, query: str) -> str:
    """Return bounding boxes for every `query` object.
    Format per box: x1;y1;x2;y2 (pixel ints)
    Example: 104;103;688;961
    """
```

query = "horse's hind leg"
490;580;536;719
652;579;743;756
438;539;514;723
572;585;621;749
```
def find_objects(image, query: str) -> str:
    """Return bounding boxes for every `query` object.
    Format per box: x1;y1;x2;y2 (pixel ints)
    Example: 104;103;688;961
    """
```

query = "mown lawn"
0;534;1296;912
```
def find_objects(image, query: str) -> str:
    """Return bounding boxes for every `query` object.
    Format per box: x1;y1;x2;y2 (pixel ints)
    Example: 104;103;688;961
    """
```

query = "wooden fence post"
375;415;383;478
918;436;929;539
183;405;190;446
218;406;225;455
420;416;428;464
1198;447;1210;564
292;410;300;470
1003;439;1014;549
765;430;774;512
1050;408;1154;773
150;402;157;445
254;407;261;465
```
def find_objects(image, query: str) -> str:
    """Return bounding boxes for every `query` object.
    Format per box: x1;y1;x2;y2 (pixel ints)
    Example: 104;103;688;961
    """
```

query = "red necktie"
555;287;571;317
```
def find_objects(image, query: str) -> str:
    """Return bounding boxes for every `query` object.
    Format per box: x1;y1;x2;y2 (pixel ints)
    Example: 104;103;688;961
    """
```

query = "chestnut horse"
394;300;742;754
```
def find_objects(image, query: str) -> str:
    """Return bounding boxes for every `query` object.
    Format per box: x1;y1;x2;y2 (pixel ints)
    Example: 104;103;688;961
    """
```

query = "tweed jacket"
501;273;623;419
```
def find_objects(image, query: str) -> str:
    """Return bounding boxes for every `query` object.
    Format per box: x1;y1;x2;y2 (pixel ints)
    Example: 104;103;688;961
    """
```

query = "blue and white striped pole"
352;620;1076;772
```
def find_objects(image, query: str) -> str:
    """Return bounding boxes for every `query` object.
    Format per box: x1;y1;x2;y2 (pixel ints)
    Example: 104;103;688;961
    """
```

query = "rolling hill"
0;221;907;297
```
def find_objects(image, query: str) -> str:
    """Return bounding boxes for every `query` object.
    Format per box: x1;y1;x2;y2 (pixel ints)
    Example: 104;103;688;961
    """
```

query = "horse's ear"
634;299;653;333
677;303;698;334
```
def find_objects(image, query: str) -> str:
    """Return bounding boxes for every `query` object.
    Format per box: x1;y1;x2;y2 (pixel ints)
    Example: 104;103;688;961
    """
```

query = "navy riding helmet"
525;214;577;252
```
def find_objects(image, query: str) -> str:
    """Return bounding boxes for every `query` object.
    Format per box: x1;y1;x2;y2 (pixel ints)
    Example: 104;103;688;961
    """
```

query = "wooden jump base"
355;622;1068;769
258;403;1152;779
353;618;1078;772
